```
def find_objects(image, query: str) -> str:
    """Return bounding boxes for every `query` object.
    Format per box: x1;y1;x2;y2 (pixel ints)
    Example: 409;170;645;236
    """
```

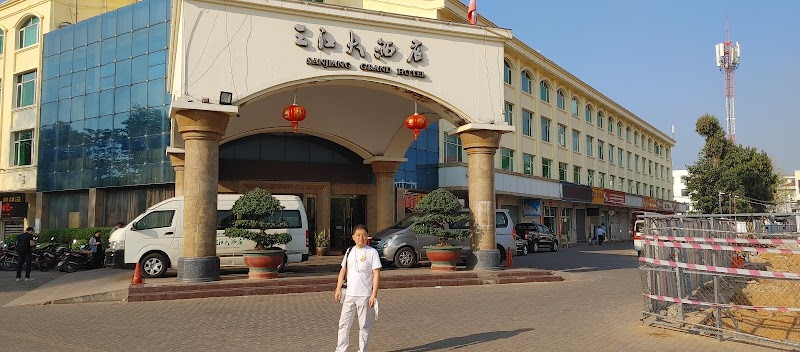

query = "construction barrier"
638;213;800;349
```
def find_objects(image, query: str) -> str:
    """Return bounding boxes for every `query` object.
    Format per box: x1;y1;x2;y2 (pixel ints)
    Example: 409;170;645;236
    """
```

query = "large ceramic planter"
242;249;285;279
315;247;329;256
424;246;462;272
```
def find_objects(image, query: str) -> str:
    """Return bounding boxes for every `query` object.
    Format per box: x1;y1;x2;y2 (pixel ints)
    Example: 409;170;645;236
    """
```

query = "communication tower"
715;17;741;143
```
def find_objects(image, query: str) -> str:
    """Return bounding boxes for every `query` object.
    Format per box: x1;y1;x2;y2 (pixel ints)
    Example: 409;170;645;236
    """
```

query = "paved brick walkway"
0;243;783;351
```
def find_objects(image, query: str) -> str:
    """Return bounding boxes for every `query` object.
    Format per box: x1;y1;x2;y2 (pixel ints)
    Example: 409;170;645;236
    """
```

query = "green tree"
224;188;292;250
686;114;779;213
411;188;470;246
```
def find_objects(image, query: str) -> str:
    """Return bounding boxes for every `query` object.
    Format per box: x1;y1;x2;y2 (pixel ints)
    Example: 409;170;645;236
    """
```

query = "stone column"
173;107;233;282
167;149;186;197
371;161;400;232
459;129;503;270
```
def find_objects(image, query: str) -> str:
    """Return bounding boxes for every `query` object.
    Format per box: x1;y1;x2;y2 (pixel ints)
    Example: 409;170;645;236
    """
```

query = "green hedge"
4;227;114;250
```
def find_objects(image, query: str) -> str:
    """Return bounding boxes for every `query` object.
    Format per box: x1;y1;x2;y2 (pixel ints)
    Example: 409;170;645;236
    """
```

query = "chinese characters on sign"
294;24;427;78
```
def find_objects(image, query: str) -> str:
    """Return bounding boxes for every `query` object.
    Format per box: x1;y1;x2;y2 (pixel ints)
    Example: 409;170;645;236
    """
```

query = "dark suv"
515;223;558;254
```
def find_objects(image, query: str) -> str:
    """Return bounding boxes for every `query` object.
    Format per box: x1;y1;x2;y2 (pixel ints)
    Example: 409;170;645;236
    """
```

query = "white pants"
336;295;372;352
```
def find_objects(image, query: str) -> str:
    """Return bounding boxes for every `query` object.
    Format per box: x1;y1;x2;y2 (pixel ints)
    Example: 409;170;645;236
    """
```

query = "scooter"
57;244;96;273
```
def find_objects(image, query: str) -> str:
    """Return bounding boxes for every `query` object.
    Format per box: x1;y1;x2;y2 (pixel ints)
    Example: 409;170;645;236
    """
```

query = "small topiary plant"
224;188;292;250
411;188;470;246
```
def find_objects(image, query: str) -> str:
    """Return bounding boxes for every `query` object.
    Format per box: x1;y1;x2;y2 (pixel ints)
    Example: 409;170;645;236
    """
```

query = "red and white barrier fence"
643;234;800;245
639;256;800;280
642;239;800;255
645;294;800;312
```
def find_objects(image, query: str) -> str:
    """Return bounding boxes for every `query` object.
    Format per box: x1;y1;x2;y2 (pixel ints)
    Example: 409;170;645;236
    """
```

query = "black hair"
353;224;368;234
25;227;34;232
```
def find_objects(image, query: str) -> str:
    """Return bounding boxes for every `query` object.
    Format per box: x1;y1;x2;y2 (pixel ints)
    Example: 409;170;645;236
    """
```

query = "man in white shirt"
335;224;381;352
596;223;606;246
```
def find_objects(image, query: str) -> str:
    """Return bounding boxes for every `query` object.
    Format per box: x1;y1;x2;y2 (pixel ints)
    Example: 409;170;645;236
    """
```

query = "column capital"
166;147;186;169
458;129;504;153
370;160;402;175
171;101;238;140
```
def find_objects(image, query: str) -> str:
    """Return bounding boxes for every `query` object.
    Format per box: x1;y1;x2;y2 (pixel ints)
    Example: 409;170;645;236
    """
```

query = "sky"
462;0;800;174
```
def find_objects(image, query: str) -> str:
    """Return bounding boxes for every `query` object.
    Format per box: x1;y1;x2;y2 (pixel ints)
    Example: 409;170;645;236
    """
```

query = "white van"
105;194;309;278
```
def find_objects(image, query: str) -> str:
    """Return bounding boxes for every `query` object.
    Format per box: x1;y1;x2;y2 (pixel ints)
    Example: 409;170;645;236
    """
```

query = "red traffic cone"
131;262;143;285
505;247;513;269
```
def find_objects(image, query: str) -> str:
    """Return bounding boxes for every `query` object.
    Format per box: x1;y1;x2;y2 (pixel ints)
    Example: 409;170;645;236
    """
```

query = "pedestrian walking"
15;227;35;281
89;231;105;268
596;223;606;246
334;224;381;352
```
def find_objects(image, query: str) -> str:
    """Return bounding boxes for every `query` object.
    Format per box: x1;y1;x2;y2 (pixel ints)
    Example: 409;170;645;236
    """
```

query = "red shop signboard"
1;202;28;218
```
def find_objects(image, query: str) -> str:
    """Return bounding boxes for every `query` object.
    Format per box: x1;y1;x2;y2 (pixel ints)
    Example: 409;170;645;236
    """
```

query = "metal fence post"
675;266;684;323
712;249;723;342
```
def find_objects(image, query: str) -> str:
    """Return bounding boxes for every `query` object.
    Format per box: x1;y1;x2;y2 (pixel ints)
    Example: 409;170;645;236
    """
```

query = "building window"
557;124;567;148
587;169;595;186
503;60;512;85
18;16;40;49
597;111;604;129
661;165;665;180
586;135;593;157
617;121;623;137
558;162;568;181
648;138;653;153
648;160;653;175
608;116;614;133
0;31;4;54
540;80;550;103
636;182;641;194
635;155;640;172
617;147;623;165
608;144;615;164
500;148;514;171
542;158;552;179
585;105;593;123
626;127;631;142
681;189;689;197
523;153;534;175
628;180;634;193
626;152;632;169
541;117;551;142
650;185;654;197
522;109;533;136
444;133;463;163
572;129;580;152
556;89;565;110
634;131;639;146
571;97;579;116
598;140;605;161
15;71;36;107
521;70;531;93
573;166;581;184
609;175;615;190
504;101;514;126
13;130;33;166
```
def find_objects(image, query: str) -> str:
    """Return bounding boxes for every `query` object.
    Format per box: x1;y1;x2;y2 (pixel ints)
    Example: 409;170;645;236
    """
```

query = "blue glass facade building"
396;126;439;191
38;0;172;192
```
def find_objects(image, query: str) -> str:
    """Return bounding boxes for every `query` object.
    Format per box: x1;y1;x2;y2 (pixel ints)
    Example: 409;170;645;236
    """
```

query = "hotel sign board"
295;25;428;78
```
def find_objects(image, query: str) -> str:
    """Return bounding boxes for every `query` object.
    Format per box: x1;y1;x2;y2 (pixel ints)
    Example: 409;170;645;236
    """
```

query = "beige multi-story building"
0;0;133;239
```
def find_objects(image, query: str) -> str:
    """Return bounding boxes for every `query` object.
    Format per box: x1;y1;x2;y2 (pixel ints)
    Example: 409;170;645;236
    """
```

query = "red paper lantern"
282;103;307;132
405;113;428;140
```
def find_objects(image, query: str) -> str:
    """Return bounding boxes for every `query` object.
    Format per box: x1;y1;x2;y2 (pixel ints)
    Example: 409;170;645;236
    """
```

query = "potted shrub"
411;188;470;271
315;229;330;256
224;188;292;279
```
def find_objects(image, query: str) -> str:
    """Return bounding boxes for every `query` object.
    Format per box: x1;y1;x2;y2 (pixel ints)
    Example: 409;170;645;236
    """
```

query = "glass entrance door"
330;195;367;251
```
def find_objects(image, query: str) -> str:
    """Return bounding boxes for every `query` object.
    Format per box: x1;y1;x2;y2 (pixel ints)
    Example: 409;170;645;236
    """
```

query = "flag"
468;0;477;25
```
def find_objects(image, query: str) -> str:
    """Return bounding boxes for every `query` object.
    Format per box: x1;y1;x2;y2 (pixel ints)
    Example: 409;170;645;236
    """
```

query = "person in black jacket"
15;227;35;281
